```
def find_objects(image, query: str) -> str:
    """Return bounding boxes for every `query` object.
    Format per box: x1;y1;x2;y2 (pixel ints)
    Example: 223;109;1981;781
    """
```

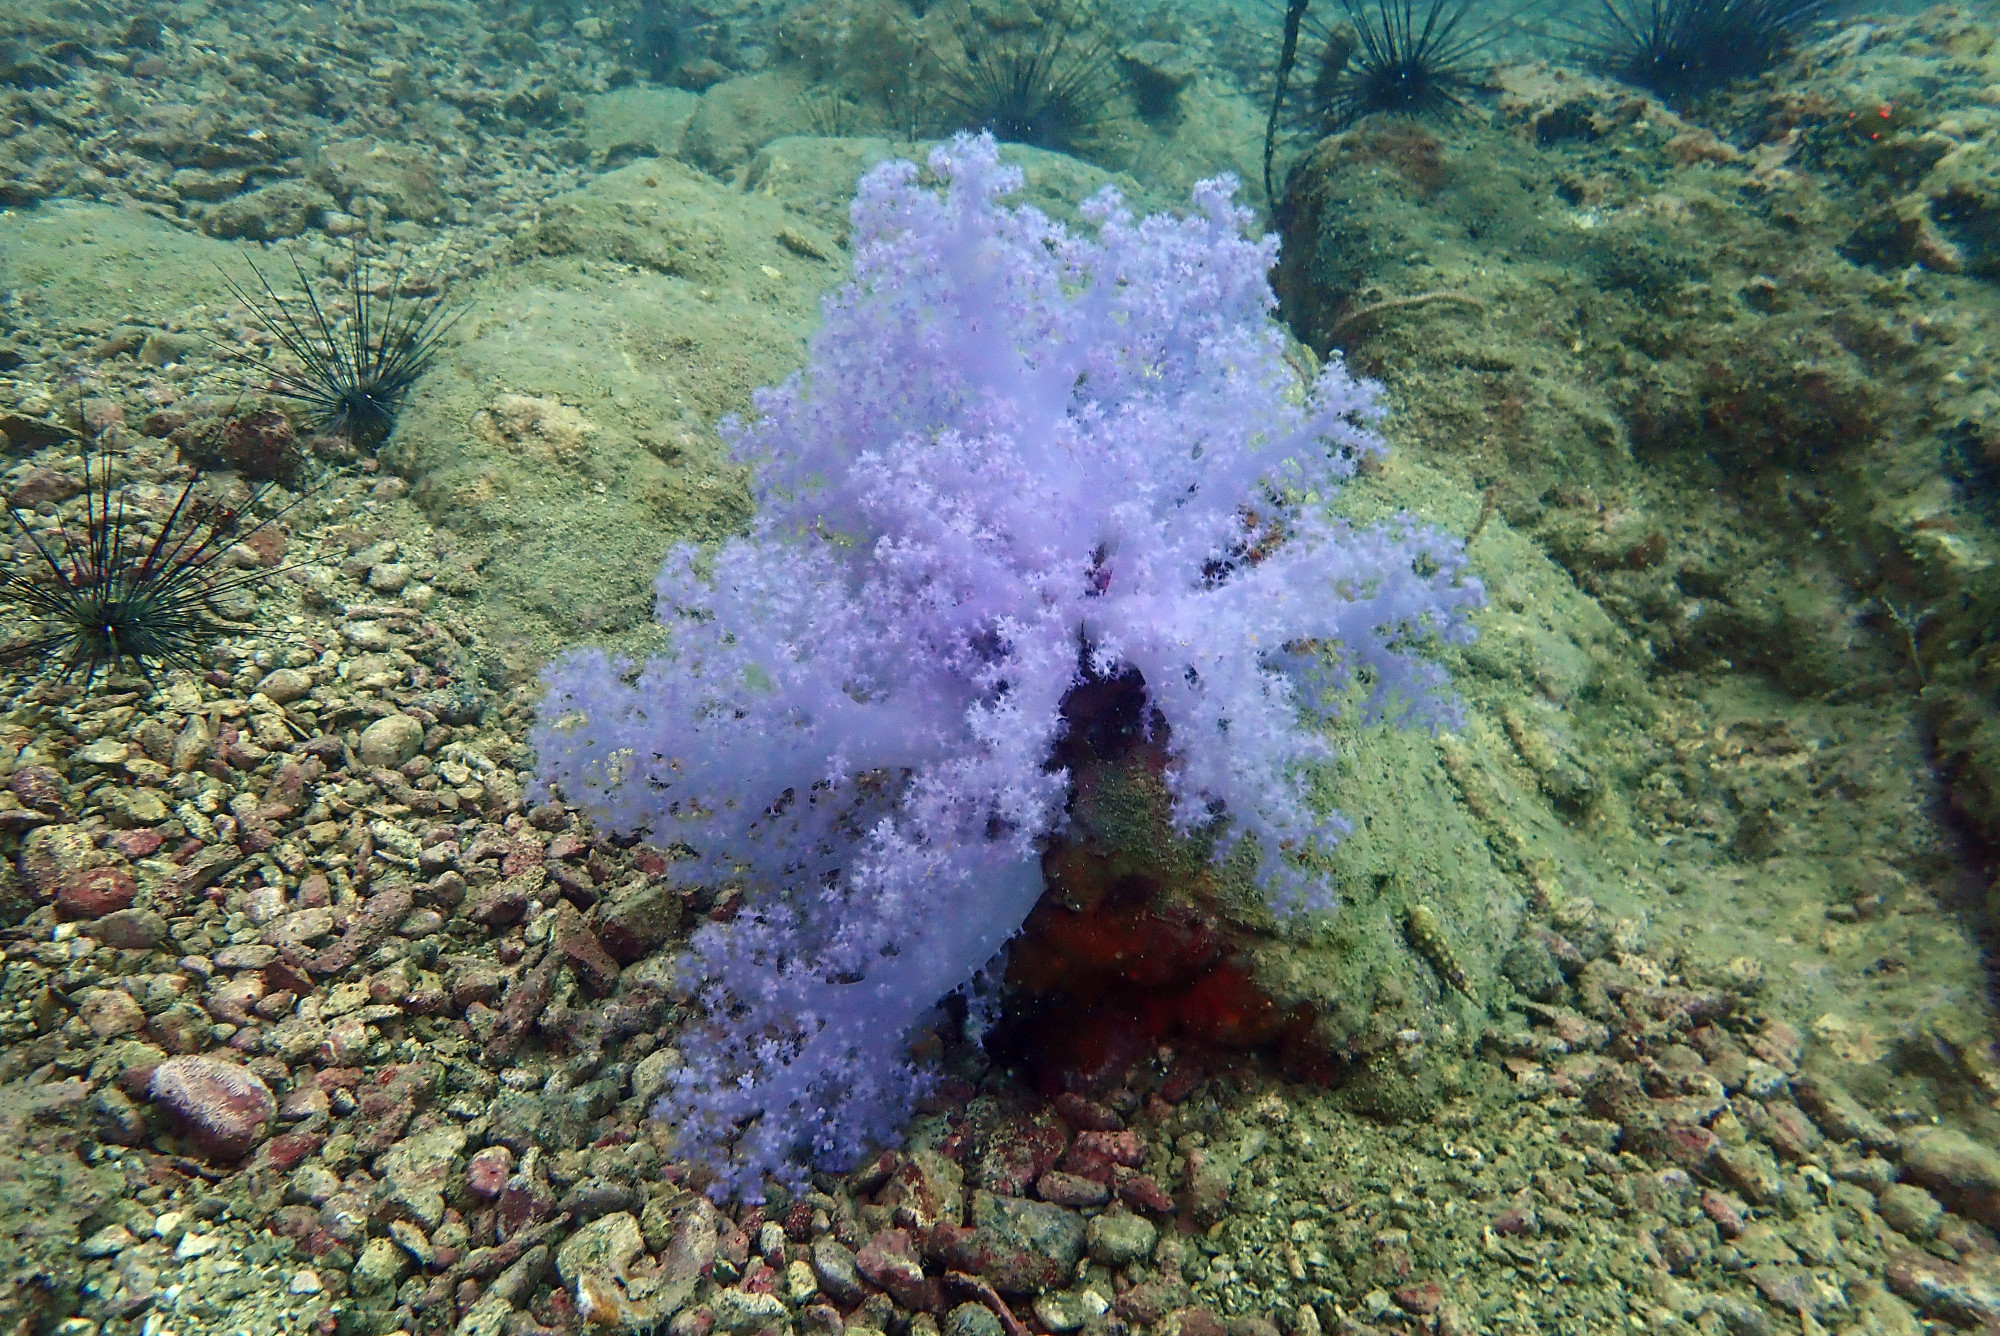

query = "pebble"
351;1236;410;1293
1033;1288;1110;1333
342;620;392;651
78;989;146;1038
93;908;168;949
78;1225;136;1257
175;1230;223;1260
1085;1210;1157;1267
945;1303;1005;1336
257;667;313;703
57;865;138;918
357;713;425;767
467;1145;514;1198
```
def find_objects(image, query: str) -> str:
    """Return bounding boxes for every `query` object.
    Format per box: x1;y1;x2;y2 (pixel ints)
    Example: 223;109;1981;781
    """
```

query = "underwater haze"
2;0;1999;1332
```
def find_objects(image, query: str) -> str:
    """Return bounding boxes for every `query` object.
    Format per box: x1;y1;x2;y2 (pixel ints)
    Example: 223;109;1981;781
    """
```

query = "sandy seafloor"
4;0;2000;1334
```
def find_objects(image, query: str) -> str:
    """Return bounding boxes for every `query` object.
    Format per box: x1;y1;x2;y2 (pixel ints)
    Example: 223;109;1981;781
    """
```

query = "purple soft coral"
532;133;1483;1198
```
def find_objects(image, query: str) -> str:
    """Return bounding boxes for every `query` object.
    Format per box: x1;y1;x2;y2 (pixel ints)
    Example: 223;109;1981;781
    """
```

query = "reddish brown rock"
1395;1281;1444;1316
876;1150;961;1232
1183;1149;1234;1226
553;902;620;996
1062;1129;1144;1181
1053;1092;1123;1131
256;1130;326;1172
1749;1018;1804;1072
310;882;412;975
108;828;165;861
58;865;138;918
468;869;543;927
468;1146;514;1199
855;1228;933;1310
968;1107;1068;1196
148;1054;275;1159
1752;1100;1823;1162
591;881;680;964
1113;1167;1174;1214
1885;1250;2000;1327
1035;1170;1110;1208
1699;1188;1747;1238
8;467;82;507
1631;1121;1720;1173
1115;1276;1192;1325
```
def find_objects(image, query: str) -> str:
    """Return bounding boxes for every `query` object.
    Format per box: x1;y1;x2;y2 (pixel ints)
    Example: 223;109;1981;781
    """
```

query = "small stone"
592;881;680;964
1114;1275;1192;1325
343;620;392;651
1036;1170;1109;1207
552;902;620;996
812;1237;867;1307
714;1288;789;1332
377;1125;467;1228
75;738;130;766
175;1230;223;1260
79;1224;136;1257
1394;1281;1444;1316
93;908;168;950
1879;1183;1945;1240
557;1211;660;1327
388;1218;436;1266
264;906;336;948
257;668;313;704
857;1228;930;1309
357;713;425;768
632;1047;681;1102
9;766;69;815
468;1145;514;1198
942;1191;1085;1294
944;1303;1005;1336
783;1258;819;1304
147;1054;275;1159
1501;938;1565;1002
79;989;147;1038
1085;1209;1156;1267
215;945;280;971
58;865;138;918
1902;1128;2000;1231
1184;1149;1235;1225
1033;1288;1110;1333
289;1269;323;1294
1114;1168;1174;1213
351;1236;410;1293
148;1003;214;1055
1885;1250;2000;1325
368;562;412;593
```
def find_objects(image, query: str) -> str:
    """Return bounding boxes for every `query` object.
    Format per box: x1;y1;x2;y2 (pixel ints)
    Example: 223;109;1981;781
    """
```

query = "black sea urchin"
221;246;460;450
932;1;1122;158
1;411;296;691
1578;0;1831;102
1315;0;1500;133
